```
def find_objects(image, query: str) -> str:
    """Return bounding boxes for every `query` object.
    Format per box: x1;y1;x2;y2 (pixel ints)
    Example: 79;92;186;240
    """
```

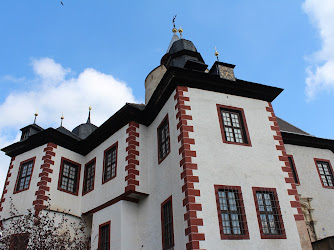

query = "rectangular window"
103;142;118;183
158;115;171;163
58;158;81;195
98;221;110;250
287;155;300;184
161;196;174;250
83;158;96;195
217;104;251;146
214;185;249;239
252;187;286;239
314;159;334;188
14;157;36;193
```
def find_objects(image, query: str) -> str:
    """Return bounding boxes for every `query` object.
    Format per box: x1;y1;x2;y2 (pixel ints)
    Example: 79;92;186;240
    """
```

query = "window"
103;142;118;183
314;159;334;188
158;115;171;163
58;158;81;195
20;128;31;141
14;157;36;193
217;104;251;146
214;185;249;239
252;187;286;239
10;233;29;250
287;155;300;184
161;196;174;250
83;158;96;195
98;221;110;250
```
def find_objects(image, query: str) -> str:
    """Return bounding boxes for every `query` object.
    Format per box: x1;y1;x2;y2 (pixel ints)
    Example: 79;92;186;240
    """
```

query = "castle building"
1;28;333;250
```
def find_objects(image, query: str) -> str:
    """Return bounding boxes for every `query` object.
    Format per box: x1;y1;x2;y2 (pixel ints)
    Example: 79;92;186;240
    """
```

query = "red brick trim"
98;220;111;250
125;121;140;193
57;157;81;196
161;196;175;249
266;102;304;221
33;143;57;216
252;187;286;239
0;157;15;225
214;185;249;240
174;86;205;250
13;157;36;194
314;158;334;189
216;104;252;147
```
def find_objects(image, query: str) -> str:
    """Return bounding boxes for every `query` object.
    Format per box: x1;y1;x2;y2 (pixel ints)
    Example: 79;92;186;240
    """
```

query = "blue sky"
1;1;334;191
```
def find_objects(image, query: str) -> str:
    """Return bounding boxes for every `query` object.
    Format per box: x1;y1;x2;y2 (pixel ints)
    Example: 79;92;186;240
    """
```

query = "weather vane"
215;46;219;61
61;113;64;127
34;112;38;124
172;15;177;33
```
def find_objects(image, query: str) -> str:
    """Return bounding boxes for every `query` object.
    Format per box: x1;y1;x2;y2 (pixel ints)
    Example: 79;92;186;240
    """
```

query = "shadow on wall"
312;236;334;250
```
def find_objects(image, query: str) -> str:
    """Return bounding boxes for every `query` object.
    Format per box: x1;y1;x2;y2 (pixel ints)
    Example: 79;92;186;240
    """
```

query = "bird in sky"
60;1;64;5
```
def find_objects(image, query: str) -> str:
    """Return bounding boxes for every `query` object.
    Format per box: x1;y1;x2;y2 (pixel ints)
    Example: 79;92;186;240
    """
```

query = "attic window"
21;128;31;141
103;142;118;184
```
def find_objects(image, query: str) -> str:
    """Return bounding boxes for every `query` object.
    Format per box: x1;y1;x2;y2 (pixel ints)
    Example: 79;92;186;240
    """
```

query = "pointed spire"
215;46;219;61
87;106;92;124
34;112;38;124
61;113;64;127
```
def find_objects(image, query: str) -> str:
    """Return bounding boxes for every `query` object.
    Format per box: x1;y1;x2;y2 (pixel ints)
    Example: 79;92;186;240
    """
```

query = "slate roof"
276;117;309;135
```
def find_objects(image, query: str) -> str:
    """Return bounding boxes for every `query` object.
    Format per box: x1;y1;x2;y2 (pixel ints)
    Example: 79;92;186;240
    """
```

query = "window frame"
214;185;249;240
10;233;29;250
57;157;81;196
314;158;334;189
157;114;171;164
82;157;96;195
161;195;175;250
216;104;251;147
287;155;300;185
14;157;36;194
98;221;111;250
102;142;118;184
252;187;286;239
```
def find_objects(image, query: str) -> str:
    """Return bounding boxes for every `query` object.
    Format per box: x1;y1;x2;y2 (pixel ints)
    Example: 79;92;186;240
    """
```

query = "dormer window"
20;128;31;141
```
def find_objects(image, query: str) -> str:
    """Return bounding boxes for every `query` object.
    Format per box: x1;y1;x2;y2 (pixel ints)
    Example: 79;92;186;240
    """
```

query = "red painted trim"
161;195;175;249
57;157;81;196
82;157;96;195
252;187;286;239
287;155;300;185
98;220;111;250
314;158;334;189
174;86;205;250
102;142;118;184
266;102;304;221
157;114;171;164
33;143;57;216
13;157;36;194
214;185;249;240
216;104;252;147
0;157;15;224
125;122;140;192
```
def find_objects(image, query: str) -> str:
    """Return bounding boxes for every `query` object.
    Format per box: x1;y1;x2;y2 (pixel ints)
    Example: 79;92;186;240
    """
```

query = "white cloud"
0;57;139;194
303;0;334;99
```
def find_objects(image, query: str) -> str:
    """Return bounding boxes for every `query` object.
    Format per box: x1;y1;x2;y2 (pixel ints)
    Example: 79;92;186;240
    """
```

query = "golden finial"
34;112;38;124
214;46;219;61
178;26;183;38
89;106;92;111
172;15;177;33
61;113;64;127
